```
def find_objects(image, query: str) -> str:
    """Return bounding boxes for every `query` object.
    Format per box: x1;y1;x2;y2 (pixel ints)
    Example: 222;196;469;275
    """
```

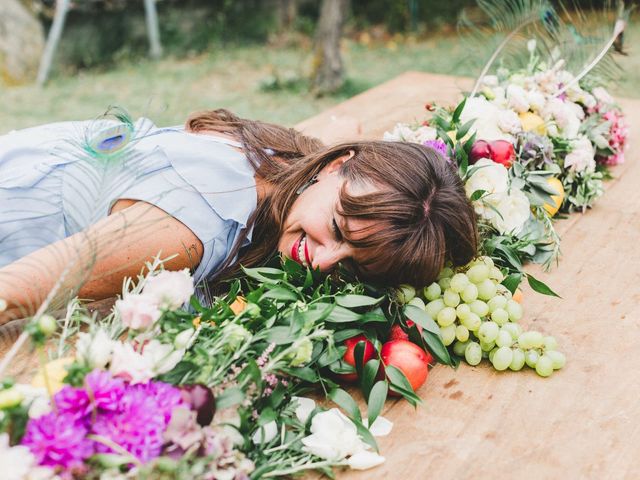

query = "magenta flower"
84;369;125;412
133;381;184;425
53;387;91;421
21;412;94;469
424;139;450;162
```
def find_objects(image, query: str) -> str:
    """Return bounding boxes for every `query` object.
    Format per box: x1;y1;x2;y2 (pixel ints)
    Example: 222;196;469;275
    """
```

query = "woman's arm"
0;201;203;324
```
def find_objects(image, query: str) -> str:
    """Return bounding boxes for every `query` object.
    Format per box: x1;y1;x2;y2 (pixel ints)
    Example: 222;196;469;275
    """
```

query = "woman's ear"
323;150;356;175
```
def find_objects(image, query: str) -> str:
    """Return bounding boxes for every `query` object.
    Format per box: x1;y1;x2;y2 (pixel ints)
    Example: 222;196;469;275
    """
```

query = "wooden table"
2;72;639;479
297;72;640;480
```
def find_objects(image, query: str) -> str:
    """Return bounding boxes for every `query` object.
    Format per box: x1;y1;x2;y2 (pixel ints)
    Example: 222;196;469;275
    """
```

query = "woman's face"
278;154;377;273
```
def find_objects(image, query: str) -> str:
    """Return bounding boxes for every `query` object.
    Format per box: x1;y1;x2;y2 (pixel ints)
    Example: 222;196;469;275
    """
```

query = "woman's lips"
304;237;312;266
290;234;303;263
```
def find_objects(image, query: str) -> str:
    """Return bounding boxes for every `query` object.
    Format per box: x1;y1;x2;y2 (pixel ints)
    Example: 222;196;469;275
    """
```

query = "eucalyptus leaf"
404;305;440;335
328;388;362;422
501;272;523;294
335;294;384;308
215;387;245;410
260;287;299;302
367;381;388;426
360;358;380;399
422;330;454;366
325;305;362;323
526;273;561;298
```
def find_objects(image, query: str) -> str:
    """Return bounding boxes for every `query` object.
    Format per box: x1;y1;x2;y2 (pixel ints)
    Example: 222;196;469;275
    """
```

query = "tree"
311;0;349;95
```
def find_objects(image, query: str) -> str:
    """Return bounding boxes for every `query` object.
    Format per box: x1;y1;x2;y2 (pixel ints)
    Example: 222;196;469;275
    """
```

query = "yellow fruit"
543;177;565;217
31;357;74;394
519;112;547;136
230;296;248;315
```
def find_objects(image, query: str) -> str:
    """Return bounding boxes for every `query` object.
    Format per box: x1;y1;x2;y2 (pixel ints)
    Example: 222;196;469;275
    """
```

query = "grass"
2;20;640;134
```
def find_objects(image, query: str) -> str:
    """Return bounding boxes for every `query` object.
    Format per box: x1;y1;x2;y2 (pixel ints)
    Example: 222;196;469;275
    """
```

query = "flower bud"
37;315;57;337
0;388;24;409
174;328;196;350
289;337;313;367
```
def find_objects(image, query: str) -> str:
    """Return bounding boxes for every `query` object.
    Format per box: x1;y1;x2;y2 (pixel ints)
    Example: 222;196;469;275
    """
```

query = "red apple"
469;140;491;164
489;140;515;168
379;340;430;393
336;335;376;382
388;321;424;342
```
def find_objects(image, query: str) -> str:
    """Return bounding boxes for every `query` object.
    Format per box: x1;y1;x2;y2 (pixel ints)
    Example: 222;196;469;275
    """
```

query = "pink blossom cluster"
599;108;628;166
21;370;184;471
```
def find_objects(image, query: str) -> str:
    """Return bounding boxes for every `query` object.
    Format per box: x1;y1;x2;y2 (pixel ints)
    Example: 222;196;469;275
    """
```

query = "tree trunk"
275;0;298;31
311;0;349;96
37;0;71;86
0;0;45;85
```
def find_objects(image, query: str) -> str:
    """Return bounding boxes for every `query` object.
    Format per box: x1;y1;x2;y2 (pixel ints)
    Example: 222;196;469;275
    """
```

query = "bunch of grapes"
412;257;566;377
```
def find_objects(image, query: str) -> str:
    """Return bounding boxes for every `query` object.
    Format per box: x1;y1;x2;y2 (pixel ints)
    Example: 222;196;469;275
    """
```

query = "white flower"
75;329;115;369
460;97;512;141
13;385;50;419
497;109;522;134
491;189;532;235
564;136;596;173
506;84;530;113
542;98;581;139
0;433;36;480
465;159;509;217
347;451;386;470
592;86;614;105
142;340;185;375
580;92;597;109
302;409;365;461
481;75;499;87
174;328;197;350
382;123;436;144
143;269;195;310
251;420;278;444
116;294;161;330
109;342;154;384
363;416;394;437
526;90;546;113
292;396;316;424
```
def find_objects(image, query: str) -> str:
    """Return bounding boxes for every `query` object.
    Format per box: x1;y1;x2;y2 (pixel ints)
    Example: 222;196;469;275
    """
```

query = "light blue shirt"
0;119;257;284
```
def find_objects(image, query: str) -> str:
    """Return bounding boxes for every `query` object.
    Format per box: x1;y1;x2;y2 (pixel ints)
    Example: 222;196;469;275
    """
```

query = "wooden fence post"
144;0;163;59
36;0;70;86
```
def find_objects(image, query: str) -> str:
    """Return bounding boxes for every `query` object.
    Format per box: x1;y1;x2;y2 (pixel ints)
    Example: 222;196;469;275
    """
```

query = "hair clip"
296;174;319;195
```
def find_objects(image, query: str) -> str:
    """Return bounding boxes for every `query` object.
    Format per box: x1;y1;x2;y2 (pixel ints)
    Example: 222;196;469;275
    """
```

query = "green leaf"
328;388;362;422
501;272;523;294
258;407;277;425
317;345;346;368
264;326;296;345
333;329;365;343
325;305;362;323
526;273;561;298
495;244;523;270
335;294;384;308
384;365;422;406
451;97;467;123
304;302;335;323
404;305;440;335
215;387;245;410
456;118;476;140
260;287;299;302
422;330;454;366
241;266;285;284
285;366;319;382
360;358;380;399
469;189;487;202
367;381;388;426
355;422;379;452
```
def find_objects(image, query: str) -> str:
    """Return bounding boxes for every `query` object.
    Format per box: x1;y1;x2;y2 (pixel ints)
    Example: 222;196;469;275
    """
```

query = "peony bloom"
75;329;115;369
564;136;596;173
116;293;161;330
497;109;522;135
542;98;582;139
109;342;154;384
383;123;437;144
506;84;530;113
142;269;195;310
465;158;509;217
53;387;91;421
460;97;511;141
491;190;532;235
21;412;94;469
84;369;126;412
302;409;364;461
526;89;546;113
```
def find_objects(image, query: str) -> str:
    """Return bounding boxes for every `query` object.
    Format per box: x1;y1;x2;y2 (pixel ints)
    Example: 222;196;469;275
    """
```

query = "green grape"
509;348;526;371
437;307;457;327
438;267;454;280
546;350;566;370
438;277;452;291
502;323;522;340
449;273;470;293
464;342;482;366
443;289;460;307
426;299;445;319
525;350;539;368
456;303;471;321
453;340;469;357
487;295;508;313
423;282;442;301
489;266;504;282
469;300;489;318
440;324;457;346
518;331;543;350
491;346;513;371
461;283;479;303
495;329;513;348
495;284;513;298
455;325;470;342
506;300;524;322
480;256;495;269
408;296;426;310
528;331;544;349
491;308;509;326
461;312;481;331
478;321;499;343
477;279;498;301
535;355;554;377
396;284;416;304
480;339;496;352
543;336;558;351
467;264;490;284
488;347;498;363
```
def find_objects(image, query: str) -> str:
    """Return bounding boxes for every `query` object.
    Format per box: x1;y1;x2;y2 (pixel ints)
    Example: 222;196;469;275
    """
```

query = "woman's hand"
0;201;203;324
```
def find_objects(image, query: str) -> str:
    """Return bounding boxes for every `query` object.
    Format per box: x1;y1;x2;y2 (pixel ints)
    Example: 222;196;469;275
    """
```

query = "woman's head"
275;141;478;286
186;109;477;287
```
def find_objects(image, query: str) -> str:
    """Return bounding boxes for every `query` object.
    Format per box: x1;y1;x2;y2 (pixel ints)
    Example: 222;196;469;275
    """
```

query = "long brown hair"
186;109;477;287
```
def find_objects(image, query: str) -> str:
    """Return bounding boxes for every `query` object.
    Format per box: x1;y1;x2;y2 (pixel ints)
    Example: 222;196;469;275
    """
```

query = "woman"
0;109;477;322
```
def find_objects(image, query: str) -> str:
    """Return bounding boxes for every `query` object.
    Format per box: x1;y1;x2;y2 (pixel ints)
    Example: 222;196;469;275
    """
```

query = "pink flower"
142;269;195;310
110;342;154;384
116;293;161;330
599;109;628;166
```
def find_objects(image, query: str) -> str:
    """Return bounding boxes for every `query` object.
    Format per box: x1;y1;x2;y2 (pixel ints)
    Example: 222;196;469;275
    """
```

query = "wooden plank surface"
1;72;638;479
297;72;640;480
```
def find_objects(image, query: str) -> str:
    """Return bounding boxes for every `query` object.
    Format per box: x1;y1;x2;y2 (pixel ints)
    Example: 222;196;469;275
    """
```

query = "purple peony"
53;386;92;421
132;381;185;426
21;412;94;469
424;139;449;160
84;369;126;412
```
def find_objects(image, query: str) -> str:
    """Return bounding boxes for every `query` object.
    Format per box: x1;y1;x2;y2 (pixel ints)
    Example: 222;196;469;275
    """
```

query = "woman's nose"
312;243;349;272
